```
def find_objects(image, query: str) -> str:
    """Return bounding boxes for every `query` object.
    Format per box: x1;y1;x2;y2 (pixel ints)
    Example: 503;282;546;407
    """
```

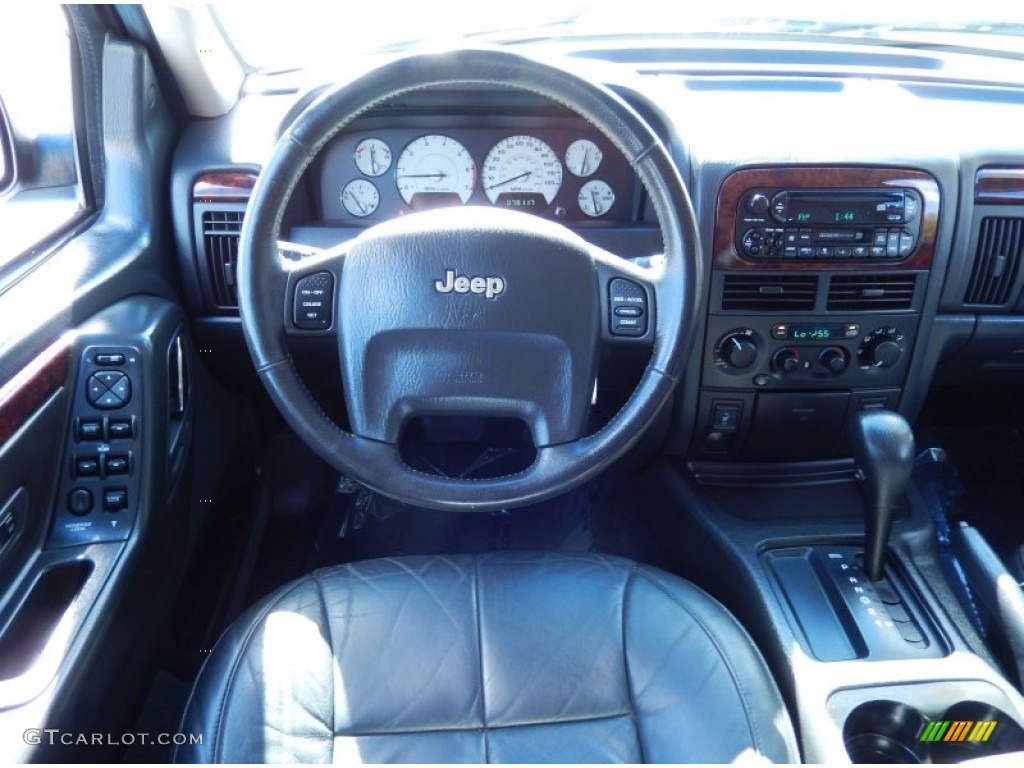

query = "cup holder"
844;700;928;763
927;701;1024;764
843;699;1024;764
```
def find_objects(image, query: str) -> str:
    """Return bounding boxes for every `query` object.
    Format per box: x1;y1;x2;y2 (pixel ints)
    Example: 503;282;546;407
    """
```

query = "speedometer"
482;135;562;209
396;135;476;208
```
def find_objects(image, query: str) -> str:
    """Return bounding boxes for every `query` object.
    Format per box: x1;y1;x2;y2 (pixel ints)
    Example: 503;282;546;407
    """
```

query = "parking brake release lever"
850;410;915;581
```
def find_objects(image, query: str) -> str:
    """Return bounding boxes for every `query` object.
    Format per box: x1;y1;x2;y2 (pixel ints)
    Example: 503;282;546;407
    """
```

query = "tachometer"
396;135;476;208
565;139;602;178
578;179;615;217
353;138;391;177
482;135;562;209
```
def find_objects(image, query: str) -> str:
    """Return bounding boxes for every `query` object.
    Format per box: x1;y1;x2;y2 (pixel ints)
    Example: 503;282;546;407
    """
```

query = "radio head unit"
736;187;922;261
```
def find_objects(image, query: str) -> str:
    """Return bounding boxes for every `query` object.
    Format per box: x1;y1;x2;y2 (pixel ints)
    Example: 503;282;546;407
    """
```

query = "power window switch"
77;418;103;441
105;454;130;475
102;488;127;512
73;456;100;478
107;418;133;439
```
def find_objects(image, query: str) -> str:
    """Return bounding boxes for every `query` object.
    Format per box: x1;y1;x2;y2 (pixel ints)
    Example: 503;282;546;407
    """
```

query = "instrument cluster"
317;124;636;225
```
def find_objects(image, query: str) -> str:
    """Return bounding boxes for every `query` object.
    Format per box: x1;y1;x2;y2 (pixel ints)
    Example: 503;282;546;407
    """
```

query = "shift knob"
850;410;915;581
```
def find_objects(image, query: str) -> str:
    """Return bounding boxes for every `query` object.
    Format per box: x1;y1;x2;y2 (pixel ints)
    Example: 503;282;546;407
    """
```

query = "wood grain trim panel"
0;337;72;449
713;167;940;271
192;172;258;203
975;168;1024;204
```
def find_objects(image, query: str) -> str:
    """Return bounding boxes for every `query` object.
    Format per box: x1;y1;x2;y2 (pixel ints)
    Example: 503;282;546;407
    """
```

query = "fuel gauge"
578;179;615;217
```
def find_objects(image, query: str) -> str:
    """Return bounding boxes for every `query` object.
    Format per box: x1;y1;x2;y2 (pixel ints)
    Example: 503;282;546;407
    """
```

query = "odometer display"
482;135;562;206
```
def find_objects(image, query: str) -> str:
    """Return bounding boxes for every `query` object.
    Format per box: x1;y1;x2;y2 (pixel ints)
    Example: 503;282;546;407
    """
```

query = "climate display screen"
787;323;852;340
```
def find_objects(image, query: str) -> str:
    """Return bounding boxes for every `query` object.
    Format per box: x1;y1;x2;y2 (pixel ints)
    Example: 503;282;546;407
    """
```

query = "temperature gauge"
578;179;615;217
565;139;602;177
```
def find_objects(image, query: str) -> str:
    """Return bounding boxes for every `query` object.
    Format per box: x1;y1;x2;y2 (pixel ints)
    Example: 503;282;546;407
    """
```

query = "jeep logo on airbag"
433;269;505;299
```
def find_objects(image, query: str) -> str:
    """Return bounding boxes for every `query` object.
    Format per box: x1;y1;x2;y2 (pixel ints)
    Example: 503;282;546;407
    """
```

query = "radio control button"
816;246;834;258
798;230;812;244
873;229;888;246
886;231;900;257
870;246;887;257
852;246;870;258
899;230;915;256
904;194;920;222
783;246;797;258
746;192;770;215
797;246;815;258
835;246;853;258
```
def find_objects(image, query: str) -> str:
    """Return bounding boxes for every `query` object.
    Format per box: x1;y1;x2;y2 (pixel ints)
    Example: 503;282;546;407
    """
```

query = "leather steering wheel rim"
237;48;702;511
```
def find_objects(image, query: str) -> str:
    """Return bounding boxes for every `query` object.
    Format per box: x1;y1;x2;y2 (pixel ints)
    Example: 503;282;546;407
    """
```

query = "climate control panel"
705;315;915;391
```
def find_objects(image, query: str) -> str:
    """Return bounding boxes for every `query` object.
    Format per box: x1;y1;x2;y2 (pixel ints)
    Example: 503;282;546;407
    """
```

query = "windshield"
213;0;1024;70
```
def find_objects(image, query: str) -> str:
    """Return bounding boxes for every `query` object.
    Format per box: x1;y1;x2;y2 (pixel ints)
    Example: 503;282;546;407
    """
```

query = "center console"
693;167;939;460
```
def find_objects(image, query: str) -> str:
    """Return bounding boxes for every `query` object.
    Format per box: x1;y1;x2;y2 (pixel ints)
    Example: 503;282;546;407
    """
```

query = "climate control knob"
771;347;801;373
819;347;849;373
719;332;758;370
859;328;905;369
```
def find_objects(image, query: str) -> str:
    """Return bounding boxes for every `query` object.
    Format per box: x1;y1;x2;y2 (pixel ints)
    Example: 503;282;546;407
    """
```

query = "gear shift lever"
850;410;915;581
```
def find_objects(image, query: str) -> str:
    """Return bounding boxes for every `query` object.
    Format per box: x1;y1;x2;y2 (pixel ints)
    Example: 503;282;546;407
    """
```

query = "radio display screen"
784;191;904;225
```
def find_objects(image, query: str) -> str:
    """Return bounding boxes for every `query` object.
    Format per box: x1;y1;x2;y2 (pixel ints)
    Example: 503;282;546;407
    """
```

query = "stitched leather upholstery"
177;552;798;763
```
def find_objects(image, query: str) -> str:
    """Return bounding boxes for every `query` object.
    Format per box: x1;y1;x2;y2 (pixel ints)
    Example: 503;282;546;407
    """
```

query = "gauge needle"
353;196;367;214
397;171;449;179
580;148;590;176
591;189;599;212
485;170;532;191
370;146;378;175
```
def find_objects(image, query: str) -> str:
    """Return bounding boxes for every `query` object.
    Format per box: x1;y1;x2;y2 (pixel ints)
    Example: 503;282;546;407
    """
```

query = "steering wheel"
237;48;700;512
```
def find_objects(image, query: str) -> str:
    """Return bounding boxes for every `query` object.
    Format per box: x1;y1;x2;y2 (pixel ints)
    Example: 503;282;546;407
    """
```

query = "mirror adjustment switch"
293;272;334;330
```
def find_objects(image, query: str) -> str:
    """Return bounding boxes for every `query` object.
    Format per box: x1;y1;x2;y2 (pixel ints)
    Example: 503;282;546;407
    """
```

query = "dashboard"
315;120;638;225
170;42;1024;466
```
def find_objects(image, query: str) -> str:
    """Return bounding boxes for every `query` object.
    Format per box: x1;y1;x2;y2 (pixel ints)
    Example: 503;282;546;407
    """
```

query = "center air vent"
721;274;818;311
964;217;1024;306
827;274;917;311
201;210;244;307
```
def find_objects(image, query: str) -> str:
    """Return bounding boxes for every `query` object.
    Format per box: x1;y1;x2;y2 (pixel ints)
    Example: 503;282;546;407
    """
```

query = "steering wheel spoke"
280;239;350;336
590;243;658;344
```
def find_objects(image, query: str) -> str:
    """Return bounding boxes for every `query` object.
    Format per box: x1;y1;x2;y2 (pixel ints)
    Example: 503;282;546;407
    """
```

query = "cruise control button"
614;306;644;318
95;353;126;366
111;376;131;403
293;272;335;330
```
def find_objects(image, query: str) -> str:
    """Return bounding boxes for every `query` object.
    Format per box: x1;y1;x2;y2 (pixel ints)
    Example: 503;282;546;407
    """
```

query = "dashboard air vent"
202;210;243;307
827;274;917;311
964;217;1024;306
721;274;817;311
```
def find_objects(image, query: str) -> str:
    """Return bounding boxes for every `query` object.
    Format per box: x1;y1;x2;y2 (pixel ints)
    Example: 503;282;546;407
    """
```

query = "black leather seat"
177;552;798;763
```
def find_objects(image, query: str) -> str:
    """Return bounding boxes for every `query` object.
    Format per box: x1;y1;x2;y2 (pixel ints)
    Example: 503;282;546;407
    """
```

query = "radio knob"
859;330;904;369
819;347;849;373
746;192;770;215
720;333;758;370
772;347;801;373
